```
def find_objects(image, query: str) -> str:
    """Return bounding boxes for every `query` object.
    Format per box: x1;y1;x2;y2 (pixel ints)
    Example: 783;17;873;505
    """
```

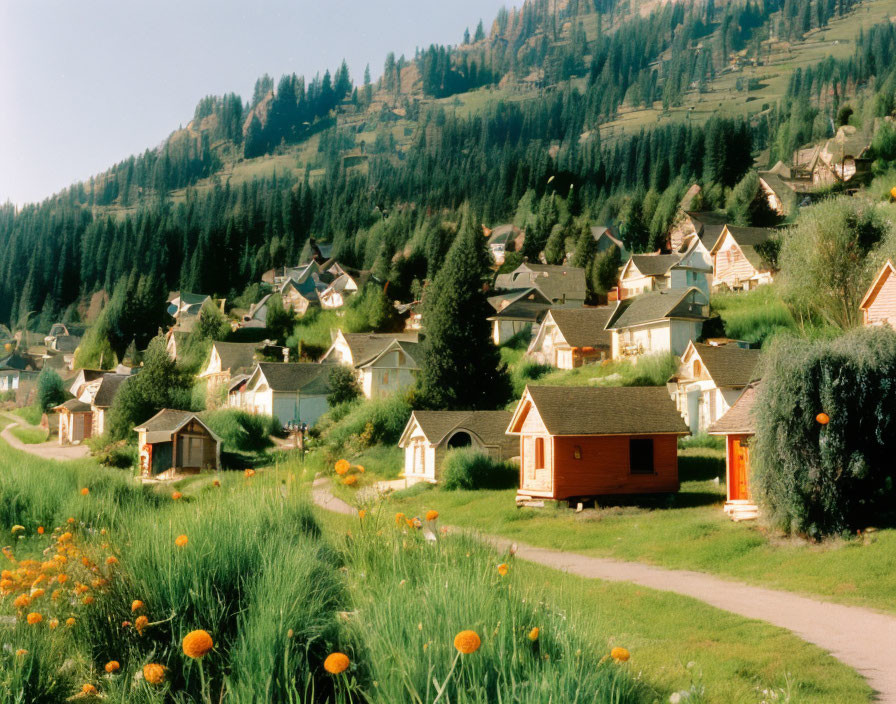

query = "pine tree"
543;224;567;265
571;222;597;269
416;213;512;410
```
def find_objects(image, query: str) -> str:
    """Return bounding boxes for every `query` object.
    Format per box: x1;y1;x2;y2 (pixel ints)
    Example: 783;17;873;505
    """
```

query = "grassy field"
0;435;874;703
10;425;49;444
336;448;896;614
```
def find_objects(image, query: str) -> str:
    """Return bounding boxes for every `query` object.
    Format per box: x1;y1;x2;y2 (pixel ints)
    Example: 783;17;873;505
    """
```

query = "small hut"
55;399;93;445
134;410;221;480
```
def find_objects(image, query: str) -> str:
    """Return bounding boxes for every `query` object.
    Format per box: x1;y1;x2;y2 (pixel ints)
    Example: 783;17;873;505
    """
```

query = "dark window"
629;438;654;474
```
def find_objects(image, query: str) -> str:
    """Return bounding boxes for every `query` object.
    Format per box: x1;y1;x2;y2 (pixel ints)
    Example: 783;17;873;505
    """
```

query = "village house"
495;262;587;305
605;287;709;359
398;410;516;485
508;385;689;506
135;409;221;480
69;369;107;399
757;162;799;216
710;225;776;291
665;186;728;252
859;259;896;328
238;362;331;427
280;277;321;316
484;224;525;265
709;381;761;521
527;307;613;368
320;331;420;399
320;272;362;310
89;373;130;437
618;237;713;301
167;292;222;327
54;399;93;445
0;353;39;394
792;124;874;188
242;294;273;328
487;287;553;345
198;341;263;396
667;341;761;434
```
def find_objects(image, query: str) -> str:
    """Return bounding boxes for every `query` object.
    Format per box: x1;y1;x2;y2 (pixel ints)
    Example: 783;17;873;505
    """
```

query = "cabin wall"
865;273;896;327
362;354;416;399
713;234;760;289
620;273;663;299
614;322;672;358
669;319;703;357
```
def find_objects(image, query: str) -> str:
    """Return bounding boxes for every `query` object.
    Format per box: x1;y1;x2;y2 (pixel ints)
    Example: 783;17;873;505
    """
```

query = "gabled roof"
508;385;688;436
625;254;682;278
55;399;92;413
134;409;222;445
708;381;761;435
399;410;514;447
251;362;331;393
212;342;259;374
859;260;896;311
334;332;420;368
606;288;708;330
227;373;251;393
487;224;521;247
545;307;613;348
0;353;37;372
91;374;131;408
682;342;761;388
497;263;587;303
711;225;776;272
487;287;553;321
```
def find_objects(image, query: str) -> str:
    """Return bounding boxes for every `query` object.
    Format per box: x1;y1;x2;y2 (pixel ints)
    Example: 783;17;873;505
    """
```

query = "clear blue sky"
0;0;517;206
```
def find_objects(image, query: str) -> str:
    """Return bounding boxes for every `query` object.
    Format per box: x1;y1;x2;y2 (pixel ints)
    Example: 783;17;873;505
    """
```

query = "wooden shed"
54;399;93;445
859;259;896;328
508;385;689;506
135;409;221;480
708;381;761;521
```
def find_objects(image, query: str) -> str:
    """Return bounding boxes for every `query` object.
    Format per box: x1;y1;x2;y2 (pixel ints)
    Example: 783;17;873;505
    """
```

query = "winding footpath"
0;419;90;461
312;477;896;703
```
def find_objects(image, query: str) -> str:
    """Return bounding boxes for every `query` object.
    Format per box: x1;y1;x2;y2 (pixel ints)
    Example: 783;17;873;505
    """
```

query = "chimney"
282;348;290;364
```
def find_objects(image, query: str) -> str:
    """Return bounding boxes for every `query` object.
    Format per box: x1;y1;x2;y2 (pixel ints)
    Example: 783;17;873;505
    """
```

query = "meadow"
0;440;872;703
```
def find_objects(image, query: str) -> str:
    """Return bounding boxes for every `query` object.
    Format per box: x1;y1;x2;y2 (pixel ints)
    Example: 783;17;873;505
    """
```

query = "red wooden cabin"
507;385;689;506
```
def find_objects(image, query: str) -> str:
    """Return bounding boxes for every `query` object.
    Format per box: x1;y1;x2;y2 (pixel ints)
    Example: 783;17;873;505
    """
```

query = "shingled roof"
716;226;776;271
213;342;259;374
56;399;92;413
547;307;613;348
709;382;761;435
134;409;222;445
487;288;553;321
402;410;514;447
253;363;331;393
339;333;419;367
628;254;682;277
496;263;587;303
606;288;708;330
511;385;688;436
91;374;131;408
690;343;762;388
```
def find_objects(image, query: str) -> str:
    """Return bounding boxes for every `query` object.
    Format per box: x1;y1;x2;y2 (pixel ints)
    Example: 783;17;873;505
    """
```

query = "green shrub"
678;433;725;450
320;394;412;453
201;409;279;453
92;439;138;469
442;448;519;491
35;368;66;411
327;365;362;405
753;327;896;536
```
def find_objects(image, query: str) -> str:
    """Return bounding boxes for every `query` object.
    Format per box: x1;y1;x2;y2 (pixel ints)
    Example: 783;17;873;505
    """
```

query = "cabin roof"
496;263;587;303
628;253;681;277
213;341;259;374
487;287;553;321
708;381;761;435
91;374;130;408
401;410;514;447
686;343;762;388
511;385;688;436
547;307;613;348
134;409;222;445
859;259;896;311
254;362;330;392
606;288;707;329
339;332;419;367
56;399;92;413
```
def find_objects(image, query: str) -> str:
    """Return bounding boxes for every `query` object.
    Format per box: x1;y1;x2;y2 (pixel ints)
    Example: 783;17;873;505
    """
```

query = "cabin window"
534;437;545;469
629;438;654;474
573;445;582;460
692;360;702;377
382;371;389;385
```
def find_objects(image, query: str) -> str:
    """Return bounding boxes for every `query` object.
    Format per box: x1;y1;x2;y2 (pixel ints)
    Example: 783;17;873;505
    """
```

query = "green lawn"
342;448;896;614
10;425;48;444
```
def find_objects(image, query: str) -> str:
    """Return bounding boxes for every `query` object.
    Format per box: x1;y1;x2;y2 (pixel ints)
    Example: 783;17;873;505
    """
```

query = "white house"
605;287;710;359
495;263;587;305
667;341;762;434
710;225;776;291
198;341;261;395
618;238;712;301
486;287;552;345
238;363;331;427
398;410;516;484
89;374;130;437
527;307;613;369
320;331;420;399
320;273;361;310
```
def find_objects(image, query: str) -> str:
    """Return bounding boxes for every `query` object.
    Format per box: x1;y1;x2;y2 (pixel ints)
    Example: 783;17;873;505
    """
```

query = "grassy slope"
10;425;49;444
339;448;896;614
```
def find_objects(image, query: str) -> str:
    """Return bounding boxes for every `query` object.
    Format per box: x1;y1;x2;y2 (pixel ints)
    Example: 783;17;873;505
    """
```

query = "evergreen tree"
571;222;597;269
416;214;512;410
543;225;567;265
36;368;66;412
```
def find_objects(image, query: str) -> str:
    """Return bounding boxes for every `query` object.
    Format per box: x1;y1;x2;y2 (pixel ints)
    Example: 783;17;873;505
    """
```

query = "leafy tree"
328;366;362;406
265;294;298;346
36;368;66;412
107;335;193;441
416;213;512;410
592;245;621;294
543;225;567;265
363;286;398;331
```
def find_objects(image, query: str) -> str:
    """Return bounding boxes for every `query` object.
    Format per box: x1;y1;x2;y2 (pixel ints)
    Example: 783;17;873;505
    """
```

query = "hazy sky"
0;0;517;206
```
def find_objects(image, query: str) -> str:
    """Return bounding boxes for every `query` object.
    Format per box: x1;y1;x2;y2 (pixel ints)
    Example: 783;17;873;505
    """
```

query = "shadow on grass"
680;454;725;482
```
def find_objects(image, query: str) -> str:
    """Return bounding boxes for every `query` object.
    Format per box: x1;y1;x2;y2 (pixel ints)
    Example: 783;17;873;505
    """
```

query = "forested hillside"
2;0;893;332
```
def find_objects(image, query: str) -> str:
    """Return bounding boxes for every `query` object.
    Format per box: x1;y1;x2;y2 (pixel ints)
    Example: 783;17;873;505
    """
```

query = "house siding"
712;232;768;290
865;271;896;327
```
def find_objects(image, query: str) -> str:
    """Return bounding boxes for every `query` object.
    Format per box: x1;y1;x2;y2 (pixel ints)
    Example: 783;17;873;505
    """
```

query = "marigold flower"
528;627;540;642
56;574;68;584
171;491;182;500
131;599;144;612
244;469;256;478
182;629;214;658
135;615;149;635
81;684;97;694
48;618;59;629
334;459;351;476
80;488;89;496
66;617;76;626
454;630;481;654
122;620;131;628
497;563;509;576
175;534;188;547
343;475;358;486
425;510;439;521
816;412;830;425
395;512;405;524
358;509;367;520
67;518;75;524
82;596;94;605
212;479;221;487
59;532;73;543
105;556;118;566
13;595;30;609
26;612;42;625
15;649;27;657
323;652;350;674
105;660;120;673
51;589;62;600
37;526;44;534
30;588;45;599
143;663;165;685
611;647;630;663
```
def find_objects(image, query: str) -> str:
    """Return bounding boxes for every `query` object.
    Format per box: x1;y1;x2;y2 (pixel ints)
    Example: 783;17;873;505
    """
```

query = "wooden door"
728;435;751;501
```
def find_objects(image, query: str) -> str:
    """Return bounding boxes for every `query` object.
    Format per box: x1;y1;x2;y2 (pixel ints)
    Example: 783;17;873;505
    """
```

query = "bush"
678;433;725;450
319;394;412;453
201;409;280;454
36;368;66;411
91;439;138;469
327;365;362;405
753;327;896;536
442;448;519;491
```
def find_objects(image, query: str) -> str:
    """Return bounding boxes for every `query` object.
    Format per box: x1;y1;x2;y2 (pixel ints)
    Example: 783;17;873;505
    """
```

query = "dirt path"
311;477;896;703
1;420;90;461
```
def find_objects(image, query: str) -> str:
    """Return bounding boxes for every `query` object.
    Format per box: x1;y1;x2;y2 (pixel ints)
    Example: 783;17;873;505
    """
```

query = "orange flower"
171;491;183;500
122;620;131;628
323;652;350;674
26;612;42;625
497;563;509;576
212;479;221;487
334;459;351;476
15;649;27;657
37;526;44;535
59;532;73;543
425;510;439;521
135;615;149;635
131;599;144;612
30;588;45;599
611;647;630;663
395;512;405;525
82;596;95;605
356;464;365;473
528;627;540;642
182;629;214;659
105;556;118;565
13;595;30;609
175;535;188;548
67;518;76;524
454;630;481;654
48;618;59;629
56;574;68;584
358;509;367;520
343;475;358;486
143;663;166;685
66;617;76;626
81;684;97;694
816;412;830;425
244;469;256;478
105;660;120;673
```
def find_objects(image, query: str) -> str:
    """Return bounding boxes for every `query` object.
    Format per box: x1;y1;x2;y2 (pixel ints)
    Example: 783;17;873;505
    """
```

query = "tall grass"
9;426;48;444
525;353;677;389
711;287;796;345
